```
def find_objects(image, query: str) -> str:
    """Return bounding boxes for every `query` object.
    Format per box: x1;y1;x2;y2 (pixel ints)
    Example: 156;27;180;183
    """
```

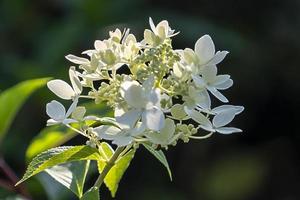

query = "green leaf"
0;78;50;143
98;142;114;160
16;145;101;185
26;126;77;161
45;161;90;198
97;143;135;197
81;187;100;200
142;143;173;181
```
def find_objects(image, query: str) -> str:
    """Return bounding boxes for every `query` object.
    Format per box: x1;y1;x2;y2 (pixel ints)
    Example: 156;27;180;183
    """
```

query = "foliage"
0;78;50;143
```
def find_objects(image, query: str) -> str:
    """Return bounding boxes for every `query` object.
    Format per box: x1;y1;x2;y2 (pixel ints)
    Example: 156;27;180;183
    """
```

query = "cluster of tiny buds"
45;17;244;150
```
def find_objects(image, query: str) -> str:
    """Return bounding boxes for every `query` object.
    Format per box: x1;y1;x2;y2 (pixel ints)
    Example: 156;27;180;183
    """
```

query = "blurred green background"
0;0;299;199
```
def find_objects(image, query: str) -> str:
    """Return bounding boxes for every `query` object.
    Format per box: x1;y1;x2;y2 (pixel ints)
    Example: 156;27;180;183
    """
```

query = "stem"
0;157;31;199
93;147;125;188
118;144;132;158
189;132;214;140
79;95;96;99
65;124;86;137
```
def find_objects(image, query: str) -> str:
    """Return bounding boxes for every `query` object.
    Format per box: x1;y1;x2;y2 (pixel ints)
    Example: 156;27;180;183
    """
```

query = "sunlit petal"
195;35;215;65
65;54;90;65
46;100;66;121
69;67;82;95
47;80;75;100
213;109;237;128
142;107;165;131
216;127;242;134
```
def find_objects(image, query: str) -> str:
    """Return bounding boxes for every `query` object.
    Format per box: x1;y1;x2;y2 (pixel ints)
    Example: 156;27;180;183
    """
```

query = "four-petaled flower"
182;34;228;74
46;100;77;126
185;105;244;134
144;17;178;46
93;110;145;146
192;65;233;103
117;77;165;131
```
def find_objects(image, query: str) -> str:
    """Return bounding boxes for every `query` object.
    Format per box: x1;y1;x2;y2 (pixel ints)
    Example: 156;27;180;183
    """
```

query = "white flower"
145;118;176;145
109;28;122;43
118;77;165;131
46;100;77;126
121;33;140;61
144;17;178;46
184;85;211;110
172;62;190;81
93;110;145;146
47;67;82;100
182;34;228;74
184;105;244;134
192;65;233;103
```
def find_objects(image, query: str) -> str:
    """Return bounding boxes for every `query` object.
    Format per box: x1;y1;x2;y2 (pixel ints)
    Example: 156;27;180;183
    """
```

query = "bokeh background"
1;0;299;199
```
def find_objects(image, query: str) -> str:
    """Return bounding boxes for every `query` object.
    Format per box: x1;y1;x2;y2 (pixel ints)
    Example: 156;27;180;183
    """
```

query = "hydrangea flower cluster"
46;18;244;149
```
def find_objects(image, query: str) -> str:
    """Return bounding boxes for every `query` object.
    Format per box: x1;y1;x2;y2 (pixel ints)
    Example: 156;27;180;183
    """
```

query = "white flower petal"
65;98;78;118
93;125;121;139
212;109;237;128
207;51;229;66
71;106;86;120
142;107;165;131
212;105;244;115
94;40;106;51
146;119;175;145
112;135;134;147
214;75;230;85
189;87;211;110
65;54;90;65
114;106;126;118
62;118;77;125
149;17;157;34
184;107;212;128
46;100;66;121
144;29;155;45
214;79;233;90
216;127;242;134
46;119;60;126
82;116;99;121
195;35;215;65
207;86;228;103
199;125;215;132
148;88;161;108
202;65;217;82
173;63;184;78
120;81;146;108
69;67;82;95
116;109;141;129
192;75;206;88
47;80;75;100
142;75;155;94
156;20;169;38
82;49;97;56
183;48;197;64
171;104;187;119
198;90;211;110
131;122;146;136
234;106;244;115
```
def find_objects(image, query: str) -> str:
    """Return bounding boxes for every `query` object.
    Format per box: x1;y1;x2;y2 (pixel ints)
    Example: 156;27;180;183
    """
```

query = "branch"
0;157;31;199
93;147;125;188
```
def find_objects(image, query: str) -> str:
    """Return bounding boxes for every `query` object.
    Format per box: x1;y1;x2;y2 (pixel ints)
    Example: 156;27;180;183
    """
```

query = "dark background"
1;0;299;199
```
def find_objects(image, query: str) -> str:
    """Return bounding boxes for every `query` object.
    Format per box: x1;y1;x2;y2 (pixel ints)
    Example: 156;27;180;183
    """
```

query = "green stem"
189;132;213;140
93;147;125;188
